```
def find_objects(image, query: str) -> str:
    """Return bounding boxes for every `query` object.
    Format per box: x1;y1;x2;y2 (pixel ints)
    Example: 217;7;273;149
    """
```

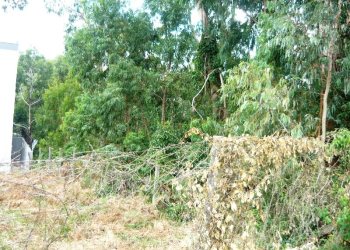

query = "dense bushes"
322;129;350;248
123;131;149;152
62;140;210;222
150;122;183;148
191;135;350;249
337;191;350;243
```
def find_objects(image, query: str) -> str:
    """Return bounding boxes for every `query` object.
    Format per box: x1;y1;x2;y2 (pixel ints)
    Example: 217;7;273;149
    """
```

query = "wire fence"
0;141;210;249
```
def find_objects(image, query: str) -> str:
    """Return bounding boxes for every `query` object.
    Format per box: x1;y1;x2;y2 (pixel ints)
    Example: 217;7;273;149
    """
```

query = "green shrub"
188;118;223;142
337;192;350;242
331;129;350;150
160;183;194;222
123;131;149;152
164;200;192;222
317;208;332;225
190;117;222;135
330;129;350;169
150;122;181;148
320;190;350;249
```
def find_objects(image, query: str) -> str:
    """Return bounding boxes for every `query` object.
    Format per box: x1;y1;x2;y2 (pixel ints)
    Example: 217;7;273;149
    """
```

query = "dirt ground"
0;170;194;250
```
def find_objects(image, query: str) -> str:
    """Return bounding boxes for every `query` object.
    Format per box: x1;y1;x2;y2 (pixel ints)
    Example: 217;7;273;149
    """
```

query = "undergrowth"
4;132;350;249
191;135;350;249
34;141;210;222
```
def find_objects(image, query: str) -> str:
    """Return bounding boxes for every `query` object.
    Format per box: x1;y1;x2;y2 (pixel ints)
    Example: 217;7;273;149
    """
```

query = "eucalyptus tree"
257;0;350;141
194;0;264;119
60;60;159;151
65;0;156;91
61;0;160;149
222;61;308;137
195;0;262;71
145;0;197;124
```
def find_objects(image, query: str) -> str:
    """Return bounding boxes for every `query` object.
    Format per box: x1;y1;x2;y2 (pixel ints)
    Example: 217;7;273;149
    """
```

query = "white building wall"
0;42;19;173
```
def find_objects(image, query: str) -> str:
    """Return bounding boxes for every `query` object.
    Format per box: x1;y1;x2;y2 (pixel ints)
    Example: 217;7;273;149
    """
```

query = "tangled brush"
191;136;335;249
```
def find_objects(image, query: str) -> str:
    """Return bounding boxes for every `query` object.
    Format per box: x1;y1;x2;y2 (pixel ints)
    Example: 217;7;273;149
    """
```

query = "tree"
257;0;350;141
65;0;156;91
146;0;197;124
60;59;159;152
222;61;309;137
60;0;201;152
194;0;263;119
35;76;81;155
18;69;41;147
14;49;53;147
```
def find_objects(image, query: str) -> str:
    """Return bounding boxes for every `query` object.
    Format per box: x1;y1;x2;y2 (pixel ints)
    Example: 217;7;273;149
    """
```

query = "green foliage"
61;92;117;152
16;49;53;97
146;0;196;71
188;117;223;142
317;208;332;225
330;129;350;169
14;49;53;137
65;0;156;91
123;132;149;152
36;78;81;137
150;122;182;148
163;186;193;222
51;56;69;82
337;190;350;243
16;50;53;100
195;0;260;72
322;188;350;248
60;59;160;152
257;0;350;131
331;129;350;151
13;100;28;129
195;33;220;73
222;61;305;136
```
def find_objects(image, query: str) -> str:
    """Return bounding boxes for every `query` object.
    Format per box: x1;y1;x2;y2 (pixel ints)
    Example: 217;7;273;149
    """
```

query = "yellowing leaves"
191;135;325;249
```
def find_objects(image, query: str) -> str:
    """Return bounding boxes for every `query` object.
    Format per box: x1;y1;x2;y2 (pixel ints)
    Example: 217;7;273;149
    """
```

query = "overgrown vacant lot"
0;169;193;249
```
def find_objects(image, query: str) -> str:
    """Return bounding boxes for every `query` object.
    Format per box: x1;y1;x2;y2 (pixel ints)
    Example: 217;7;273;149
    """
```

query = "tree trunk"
125;105;131;132
321;0;342;142
321;52;333;142
318;89;324;137
28;104;32;136
198;2;208;29
263;0;267;12
317;64;325;137
219;71;227;119
27;103;34;149
161;88;167;125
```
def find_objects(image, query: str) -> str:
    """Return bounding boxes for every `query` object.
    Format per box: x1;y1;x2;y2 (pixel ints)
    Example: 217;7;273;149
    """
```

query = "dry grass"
0;169;194;250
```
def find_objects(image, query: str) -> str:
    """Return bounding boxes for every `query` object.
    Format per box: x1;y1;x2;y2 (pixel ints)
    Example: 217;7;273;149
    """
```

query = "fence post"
58;148;63;174
48;147;52;160
152;165;160;206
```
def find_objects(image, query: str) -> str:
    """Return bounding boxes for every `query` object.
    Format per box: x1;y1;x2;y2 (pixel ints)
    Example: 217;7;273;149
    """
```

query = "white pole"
0;42;19;173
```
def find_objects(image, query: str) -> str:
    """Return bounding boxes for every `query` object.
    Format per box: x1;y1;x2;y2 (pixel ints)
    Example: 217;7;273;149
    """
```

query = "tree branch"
192;69;217;120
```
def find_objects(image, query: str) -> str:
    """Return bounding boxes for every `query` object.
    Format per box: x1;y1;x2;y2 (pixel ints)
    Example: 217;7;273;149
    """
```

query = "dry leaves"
192;136;324;249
